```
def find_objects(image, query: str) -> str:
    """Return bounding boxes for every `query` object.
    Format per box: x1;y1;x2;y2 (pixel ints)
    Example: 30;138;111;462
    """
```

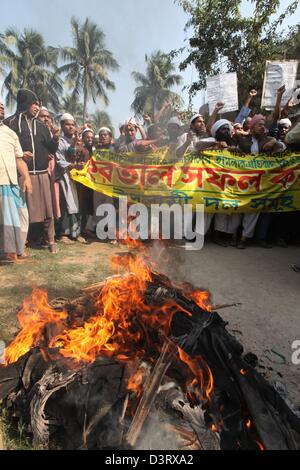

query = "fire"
2;244;273;451
255;440;265;451
178;347;214;402
188;290;212;312
4;288;67;365
127;368;144;397
49;256;153;363
3;246;214;410
177;282;212;312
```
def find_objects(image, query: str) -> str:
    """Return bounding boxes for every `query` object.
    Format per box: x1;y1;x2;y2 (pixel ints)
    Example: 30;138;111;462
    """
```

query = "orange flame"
178;347;214;402
255;440;265;451
127;368;144;397
188;290;212;312
49;257;152;363
4;248;213;410
240;369;247;376
4;288;67;365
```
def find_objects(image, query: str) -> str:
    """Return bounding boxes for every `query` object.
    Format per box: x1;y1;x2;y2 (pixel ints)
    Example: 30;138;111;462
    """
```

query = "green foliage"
131;50;184;117
89;110;114;134
0;28;62;110
176;0;300;102
59;17;119;122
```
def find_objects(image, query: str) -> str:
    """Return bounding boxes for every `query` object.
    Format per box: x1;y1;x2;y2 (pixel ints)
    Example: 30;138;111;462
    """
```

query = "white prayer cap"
211;119;233;138
124;117;138;127
40;106;49;112
190;114;203;125
99;127;112;135
167;117;183;127
279;118;292;128
82;127;94;135
60;113;75;122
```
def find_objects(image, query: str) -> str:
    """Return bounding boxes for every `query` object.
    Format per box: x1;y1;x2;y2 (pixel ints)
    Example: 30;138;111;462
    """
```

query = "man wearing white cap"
176;114;217;238
98;127;115;151
209;119;243;246
176;114;218;160
55;113;87;244
167;117;183;144
116;118;159;153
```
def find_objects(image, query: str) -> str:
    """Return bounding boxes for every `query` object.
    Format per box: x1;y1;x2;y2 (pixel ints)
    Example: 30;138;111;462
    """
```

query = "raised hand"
249;89;257;97
143;114;152;123
277;85;286;97
215;102;225;112
163;101;172;109
51;125;60;141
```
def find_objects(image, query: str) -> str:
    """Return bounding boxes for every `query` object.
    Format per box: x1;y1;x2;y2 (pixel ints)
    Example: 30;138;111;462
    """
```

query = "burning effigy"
0;245;300;450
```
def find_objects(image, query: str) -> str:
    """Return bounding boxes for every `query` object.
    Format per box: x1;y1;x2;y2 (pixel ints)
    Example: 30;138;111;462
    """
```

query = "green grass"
0;241;127;450
0;409;48;450
0;242;124;343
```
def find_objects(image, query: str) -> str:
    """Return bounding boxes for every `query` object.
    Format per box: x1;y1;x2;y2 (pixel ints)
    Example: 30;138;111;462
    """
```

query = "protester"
236;114;285;249
5;89;59;253
0;101;32;262
166;117;183;144
75;128;95;236
37;106;61;228
98;127;115;151
86;126;118;239
176;114;216;158
1;74;298;256
210;119;242;246
235;89;257;125
56;113;87;244
116;118;164;153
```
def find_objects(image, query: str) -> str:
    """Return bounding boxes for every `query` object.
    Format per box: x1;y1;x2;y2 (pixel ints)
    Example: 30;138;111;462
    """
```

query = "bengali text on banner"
71;148;300;213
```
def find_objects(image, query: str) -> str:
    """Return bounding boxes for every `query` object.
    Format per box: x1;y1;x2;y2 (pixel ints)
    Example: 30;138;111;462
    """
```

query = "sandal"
17;253;31;260
76;236;88;244
58;236;76;245
0;253;18;263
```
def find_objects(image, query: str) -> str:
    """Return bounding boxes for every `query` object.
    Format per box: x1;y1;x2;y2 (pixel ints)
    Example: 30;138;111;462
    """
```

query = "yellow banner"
71;148;300;213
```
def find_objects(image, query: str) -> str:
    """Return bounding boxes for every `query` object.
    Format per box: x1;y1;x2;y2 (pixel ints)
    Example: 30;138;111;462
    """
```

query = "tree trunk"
83;73;88;124
152;95;157;121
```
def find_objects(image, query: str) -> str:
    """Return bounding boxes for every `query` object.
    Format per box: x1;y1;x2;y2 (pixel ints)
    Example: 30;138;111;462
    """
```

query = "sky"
0;0;194;130
0;0;299;131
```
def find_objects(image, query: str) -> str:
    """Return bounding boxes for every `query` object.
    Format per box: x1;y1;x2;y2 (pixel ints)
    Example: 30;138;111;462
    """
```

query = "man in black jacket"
5;89;60;253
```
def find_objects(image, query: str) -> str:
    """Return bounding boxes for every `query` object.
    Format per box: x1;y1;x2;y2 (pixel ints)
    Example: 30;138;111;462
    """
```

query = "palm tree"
0;28;62;110
59;17;119;123
90;110;113;134
131;50;183;117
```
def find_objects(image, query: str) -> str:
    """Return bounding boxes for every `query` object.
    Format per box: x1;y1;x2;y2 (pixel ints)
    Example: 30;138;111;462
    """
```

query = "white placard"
206;72;239;114
261;60;299;108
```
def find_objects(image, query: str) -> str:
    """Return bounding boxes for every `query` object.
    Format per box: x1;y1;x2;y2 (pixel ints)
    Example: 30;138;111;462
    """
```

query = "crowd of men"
1;86;300;265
